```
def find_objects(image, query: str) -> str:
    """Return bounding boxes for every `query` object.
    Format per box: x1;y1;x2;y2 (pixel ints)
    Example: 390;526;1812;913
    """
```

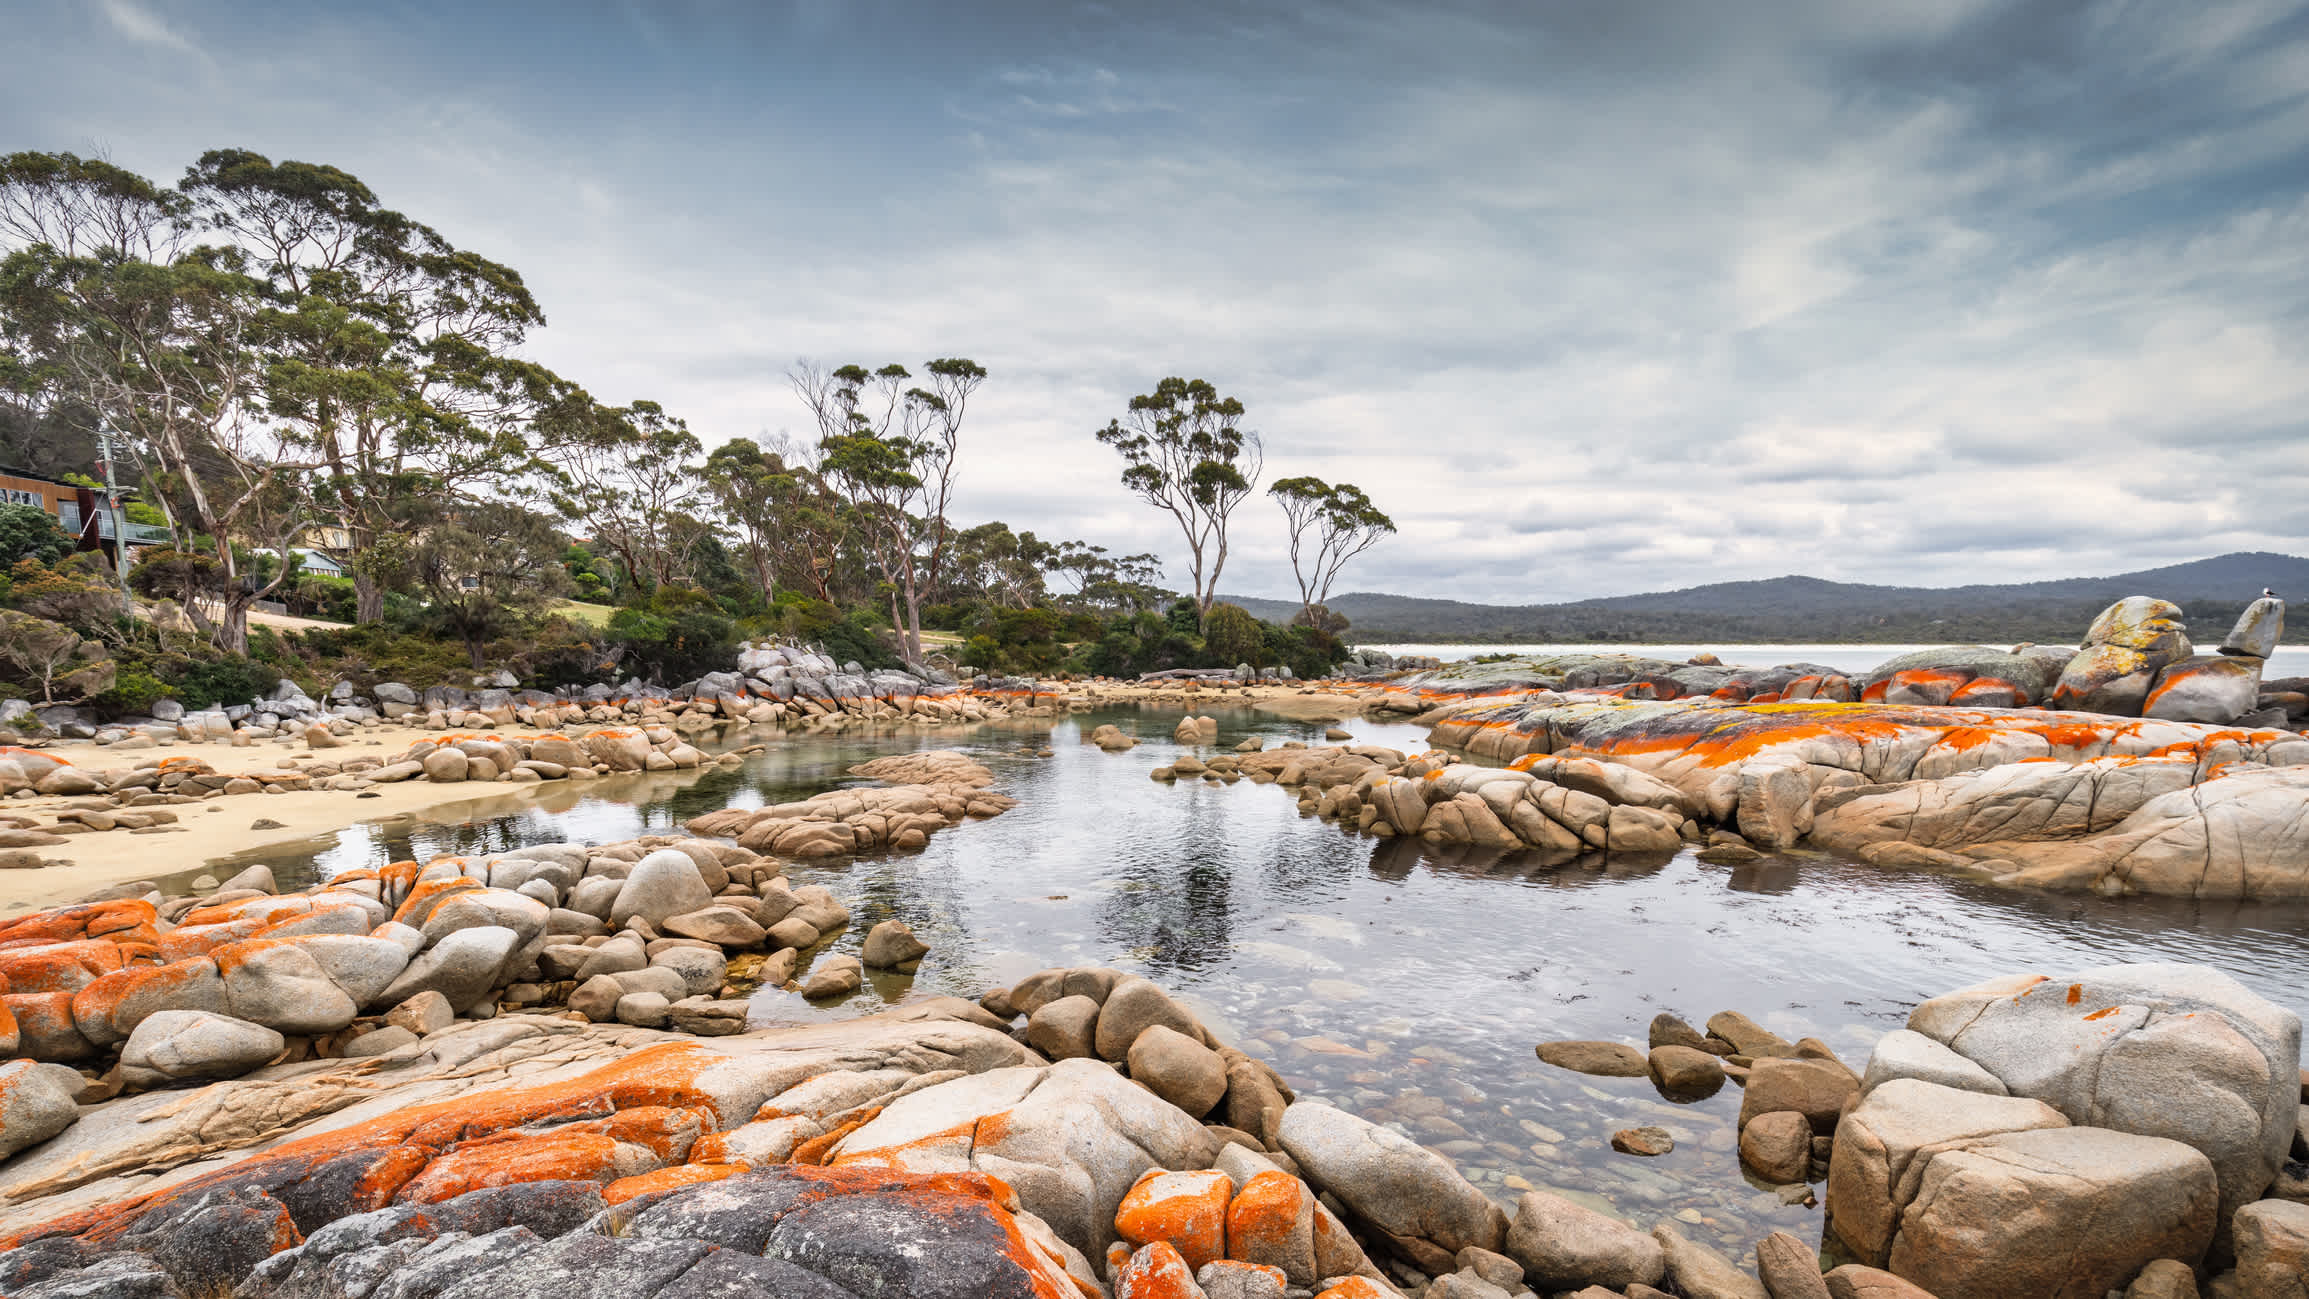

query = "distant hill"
1222;551;2309;645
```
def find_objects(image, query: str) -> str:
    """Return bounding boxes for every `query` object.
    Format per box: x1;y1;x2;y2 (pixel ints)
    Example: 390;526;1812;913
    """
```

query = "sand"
0;723;577;914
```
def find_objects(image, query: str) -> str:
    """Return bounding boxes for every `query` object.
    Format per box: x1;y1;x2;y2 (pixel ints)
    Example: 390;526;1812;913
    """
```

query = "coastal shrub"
0;610;113;702
90;666;169;718
167;655;282;709
284;574;357;622
608;601;738;683
0;505;72;567
1201;602;1265;666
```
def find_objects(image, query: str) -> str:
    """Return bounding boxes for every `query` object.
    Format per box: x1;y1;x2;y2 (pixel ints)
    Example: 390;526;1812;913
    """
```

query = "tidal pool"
221;706;2309;1263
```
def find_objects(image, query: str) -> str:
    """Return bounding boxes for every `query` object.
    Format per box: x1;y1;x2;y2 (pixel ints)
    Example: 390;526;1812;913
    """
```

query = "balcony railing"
57;503;173;546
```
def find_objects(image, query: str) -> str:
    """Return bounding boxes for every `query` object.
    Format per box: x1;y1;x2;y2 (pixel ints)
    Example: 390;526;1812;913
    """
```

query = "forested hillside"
1224;552;2309;645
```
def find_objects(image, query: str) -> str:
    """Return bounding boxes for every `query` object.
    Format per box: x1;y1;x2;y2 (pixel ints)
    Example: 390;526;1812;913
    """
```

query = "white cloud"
95;0;201;55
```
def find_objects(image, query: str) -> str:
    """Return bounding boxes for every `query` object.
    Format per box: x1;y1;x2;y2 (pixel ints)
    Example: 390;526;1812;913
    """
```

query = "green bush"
0;505;72;568
168;656;283;709
608;602;738;682
1201;602;1265;667
91;667;169;718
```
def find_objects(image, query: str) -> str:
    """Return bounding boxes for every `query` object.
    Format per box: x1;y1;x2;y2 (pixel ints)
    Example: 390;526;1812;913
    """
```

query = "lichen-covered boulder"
828;1056;1220;1260
2222;595;2285;658
2051;597;2193;715
2143;654;2264;724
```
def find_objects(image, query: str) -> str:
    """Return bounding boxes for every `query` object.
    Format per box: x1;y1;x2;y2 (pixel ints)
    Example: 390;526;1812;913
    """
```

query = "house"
0;467;170;564
291;548;347;577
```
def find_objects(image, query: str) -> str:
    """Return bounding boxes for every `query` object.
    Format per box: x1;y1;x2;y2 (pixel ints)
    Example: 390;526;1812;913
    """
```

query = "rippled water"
214;707;2309;1265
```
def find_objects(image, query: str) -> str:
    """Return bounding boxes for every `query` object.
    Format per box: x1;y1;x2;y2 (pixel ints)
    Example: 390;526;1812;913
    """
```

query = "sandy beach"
0;723;603;913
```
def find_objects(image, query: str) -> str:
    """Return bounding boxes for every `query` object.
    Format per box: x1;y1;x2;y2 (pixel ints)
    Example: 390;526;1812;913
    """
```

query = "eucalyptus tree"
789;357;985;659
546;398;704;595
0;152;319;652
700;433;850;605
1093;377;1260;626
1270;476;1395;629
180;150;570;623
413;499;574;668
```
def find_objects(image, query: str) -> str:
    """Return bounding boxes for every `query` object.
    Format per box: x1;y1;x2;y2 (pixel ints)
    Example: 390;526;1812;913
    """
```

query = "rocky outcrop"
1374;596;2286;732
1419;694;2309;896
1201;742;1694;862
683;750;1016;857
0;1013;1091;1297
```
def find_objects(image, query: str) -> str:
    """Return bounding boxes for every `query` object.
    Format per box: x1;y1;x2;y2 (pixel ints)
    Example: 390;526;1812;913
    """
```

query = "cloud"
3;0;2306;604
95;0;202;55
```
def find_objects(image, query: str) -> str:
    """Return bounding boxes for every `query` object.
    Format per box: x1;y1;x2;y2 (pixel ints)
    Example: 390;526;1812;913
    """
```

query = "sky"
7;0;2309;604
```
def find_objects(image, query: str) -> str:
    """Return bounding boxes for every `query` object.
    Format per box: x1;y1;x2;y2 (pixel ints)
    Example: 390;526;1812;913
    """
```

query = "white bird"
2264;588;2279;599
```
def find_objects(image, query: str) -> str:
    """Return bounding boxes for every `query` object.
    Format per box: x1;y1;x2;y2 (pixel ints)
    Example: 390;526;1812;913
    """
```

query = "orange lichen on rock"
1;1041;733;1247
1224;1169;1315;1282
389;876;482;927
601;1162;743;1204
1113;1239;1206;1299
1314;1279;1396;1299
791;1107;882;1166
0;940;128;995
0;899;159;952
158;918;266;962
1114;1168;1232;1271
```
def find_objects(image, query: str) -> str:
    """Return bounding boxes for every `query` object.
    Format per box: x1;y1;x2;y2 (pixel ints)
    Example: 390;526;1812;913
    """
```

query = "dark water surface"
220;707;2309;1262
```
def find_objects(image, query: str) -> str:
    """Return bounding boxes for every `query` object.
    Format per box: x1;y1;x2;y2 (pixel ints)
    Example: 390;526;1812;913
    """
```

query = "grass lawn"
553;599;617;627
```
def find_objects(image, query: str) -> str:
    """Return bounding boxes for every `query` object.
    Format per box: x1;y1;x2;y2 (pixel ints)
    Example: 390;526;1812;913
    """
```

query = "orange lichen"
389;876;481;927
791;1107;882;1166
602;1163;742;1205
0;899;158;952
1223;1170;1307;1275
2;1042;730;1247
1115;1169;1232;1271
1113;1240;1204;1299
0;941;127;995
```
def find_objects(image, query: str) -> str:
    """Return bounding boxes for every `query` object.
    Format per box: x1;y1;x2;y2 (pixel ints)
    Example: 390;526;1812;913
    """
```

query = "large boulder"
1905;963;2302;1226
608;850;716;929
828;1056;1219;1261
1127;1025;1228;1118
0;1058;82;1158
1277;1101;1505;1268
2143;654;2264;724
1887;1127;2217;1299
121;1009;284;1082
2222;596;2285;658
367;925;520;1013
2051;597;2192;715
1502;1190;1663;1291
1094;977;1205;1061
2232;1198;2309;1298
1827;1079;2072;1266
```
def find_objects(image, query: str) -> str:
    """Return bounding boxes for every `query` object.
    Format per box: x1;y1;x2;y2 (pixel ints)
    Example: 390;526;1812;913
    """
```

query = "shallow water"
224;707;2309;1263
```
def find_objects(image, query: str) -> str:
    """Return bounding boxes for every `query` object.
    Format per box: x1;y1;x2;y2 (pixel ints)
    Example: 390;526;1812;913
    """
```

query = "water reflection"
224;703;2309;1262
